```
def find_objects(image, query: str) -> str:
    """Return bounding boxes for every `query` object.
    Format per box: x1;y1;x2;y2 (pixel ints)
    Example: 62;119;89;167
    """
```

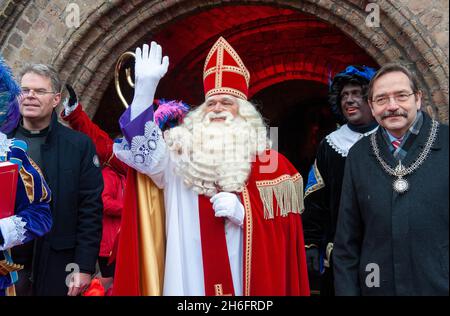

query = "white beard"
166;111;265;197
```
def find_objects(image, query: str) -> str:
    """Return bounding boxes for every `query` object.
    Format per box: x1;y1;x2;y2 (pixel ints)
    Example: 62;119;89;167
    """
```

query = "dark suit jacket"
334;112;449;296
11;112;103;295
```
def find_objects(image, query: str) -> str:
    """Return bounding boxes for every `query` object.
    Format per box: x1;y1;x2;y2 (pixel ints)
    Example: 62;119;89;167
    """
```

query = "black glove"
65;84;78;107
305;247;320;274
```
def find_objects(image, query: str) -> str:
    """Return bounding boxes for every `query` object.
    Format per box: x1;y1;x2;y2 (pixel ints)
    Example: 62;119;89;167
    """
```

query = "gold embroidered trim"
205;87;248;100
242;188;252;296
304;160;325;198
204;66;249;80
5;285;16;296
214;284;232;296
257;174;292;186
256;173;304;219
29;158;49;202
216;44;223;88
292;173;302;182
0;260;24;276
204;38;221;73
104;152;115;167
19;162;34;204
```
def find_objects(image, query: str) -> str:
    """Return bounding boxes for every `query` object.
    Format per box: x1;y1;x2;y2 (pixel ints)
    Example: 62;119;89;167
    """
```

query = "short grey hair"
20;63;62;93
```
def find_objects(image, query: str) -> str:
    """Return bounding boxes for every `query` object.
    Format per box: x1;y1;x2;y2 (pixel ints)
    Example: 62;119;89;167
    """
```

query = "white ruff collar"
325;124;378;157
0;132;12;160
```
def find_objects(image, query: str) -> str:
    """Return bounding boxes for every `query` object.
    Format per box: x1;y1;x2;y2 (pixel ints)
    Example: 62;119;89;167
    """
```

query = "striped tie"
392;139;401;149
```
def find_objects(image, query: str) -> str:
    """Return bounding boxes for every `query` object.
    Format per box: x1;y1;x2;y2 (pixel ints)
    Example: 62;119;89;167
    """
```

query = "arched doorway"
91;4;379;177
251;80;336;177
37;0;446;175
51;1;447;121
1;0;447;295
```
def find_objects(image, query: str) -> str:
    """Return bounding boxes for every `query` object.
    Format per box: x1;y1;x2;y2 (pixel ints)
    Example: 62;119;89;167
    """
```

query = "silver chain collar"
370;119;439;194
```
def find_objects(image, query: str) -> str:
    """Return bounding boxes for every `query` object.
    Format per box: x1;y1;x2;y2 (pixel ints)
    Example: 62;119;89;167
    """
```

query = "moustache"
203;111;234;126
381;110;407;120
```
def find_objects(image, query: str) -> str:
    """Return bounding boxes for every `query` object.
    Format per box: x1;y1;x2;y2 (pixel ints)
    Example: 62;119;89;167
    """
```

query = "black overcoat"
12;112;103;295
334;113;448;296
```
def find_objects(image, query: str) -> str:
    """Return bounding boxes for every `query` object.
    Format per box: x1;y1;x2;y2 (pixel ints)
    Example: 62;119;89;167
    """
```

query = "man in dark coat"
9;64;103;296
302;65;378;296
334;63;448;296
0;55;53;296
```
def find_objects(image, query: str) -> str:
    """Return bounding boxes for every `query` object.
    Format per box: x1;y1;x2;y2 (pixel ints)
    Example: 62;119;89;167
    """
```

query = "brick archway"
149;10;377;105
6;0;447;121
0;0;28;46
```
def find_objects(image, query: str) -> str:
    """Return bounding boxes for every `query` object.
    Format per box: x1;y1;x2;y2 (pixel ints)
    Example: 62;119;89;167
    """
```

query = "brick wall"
0;0;448;121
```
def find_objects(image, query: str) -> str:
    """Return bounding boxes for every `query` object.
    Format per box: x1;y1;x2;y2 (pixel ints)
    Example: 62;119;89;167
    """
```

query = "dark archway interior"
252;79;336;177
94;4;377;175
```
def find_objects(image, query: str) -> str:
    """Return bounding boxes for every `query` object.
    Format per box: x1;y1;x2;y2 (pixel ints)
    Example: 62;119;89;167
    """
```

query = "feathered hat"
154;99;190;130
0;55;20;134
328;65;376;124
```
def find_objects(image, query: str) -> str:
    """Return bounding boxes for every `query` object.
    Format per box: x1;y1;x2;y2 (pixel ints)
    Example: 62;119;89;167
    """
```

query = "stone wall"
0;0;448;121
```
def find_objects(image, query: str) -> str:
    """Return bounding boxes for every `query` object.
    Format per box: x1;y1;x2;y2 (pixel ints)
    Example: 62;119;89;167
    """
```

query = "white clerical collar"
326;124;378;157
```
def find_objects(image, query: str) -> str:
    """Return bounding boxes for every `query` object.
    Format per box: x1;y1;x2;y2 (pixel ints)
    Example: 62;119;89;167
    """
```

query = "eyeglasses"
372;92;415;106
21;88;57;96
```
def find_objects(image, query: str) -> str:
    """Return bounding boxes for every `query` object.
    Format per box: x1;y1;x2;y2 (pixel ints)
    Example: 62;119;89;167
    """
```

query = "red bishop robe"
199;150;310;296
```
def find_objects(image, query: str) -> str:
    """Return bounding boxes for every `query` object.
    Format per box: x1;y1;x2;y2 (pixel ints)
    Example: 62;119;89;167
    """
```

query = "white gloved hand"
62;98;78;116
210;192;245;227
62;84;79;117
130;41;169;121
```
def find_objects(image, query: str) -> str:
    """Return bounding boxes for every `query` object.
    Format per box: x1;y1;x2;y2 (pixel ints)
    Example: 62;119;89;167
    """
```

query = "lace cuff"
0;216;27;251
0;133;12;159
114;120;168;176
63;99;79;117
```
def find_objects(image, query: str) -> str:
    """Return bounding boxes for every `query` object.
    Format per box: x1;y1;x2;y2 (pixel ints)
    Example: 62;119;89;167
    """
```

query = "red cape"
241;150;310;295
199;150;310;296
